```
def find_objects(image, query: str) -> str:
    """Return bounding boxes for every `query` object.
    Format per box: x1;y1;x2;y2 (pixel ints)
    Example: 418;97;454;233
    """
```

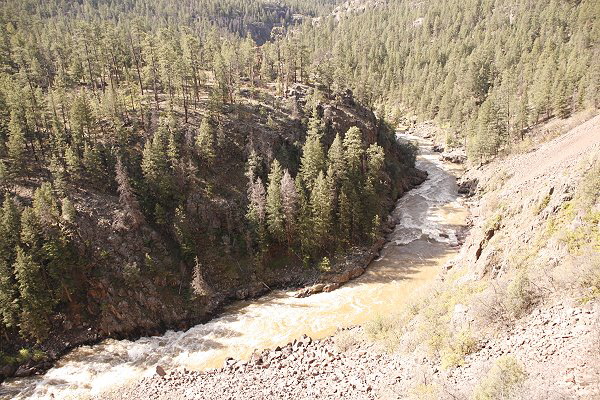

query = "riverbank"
97;328;395;400
96;298;599;400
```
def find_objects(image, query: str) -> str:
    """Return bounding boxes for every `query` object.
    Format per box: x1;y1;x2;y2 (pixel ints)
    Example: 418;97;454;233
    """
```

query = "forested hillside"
0;0;420;372
288;0;599;159
0;0;599;382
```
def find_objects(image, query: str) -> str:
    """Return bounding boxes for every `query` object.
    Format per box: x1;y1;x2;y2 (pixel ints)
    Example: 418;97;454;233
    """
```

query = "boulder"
329;271;351;284
0;364;17;378
441;150;467;164
14;366;33;377
349;267;364;279
323;283;340;292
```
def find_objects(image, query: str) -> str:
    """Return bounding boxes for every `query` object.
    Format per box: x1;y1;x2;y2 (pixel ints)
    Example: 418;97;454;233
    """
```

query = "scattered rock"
441;149;467;163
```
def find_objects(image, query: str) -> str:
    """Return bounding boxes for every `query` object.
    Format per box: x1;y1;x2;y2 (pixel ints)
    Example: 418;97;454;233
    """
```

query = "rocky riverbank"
97;297;599;400
97;327;399;400
96;113;600;400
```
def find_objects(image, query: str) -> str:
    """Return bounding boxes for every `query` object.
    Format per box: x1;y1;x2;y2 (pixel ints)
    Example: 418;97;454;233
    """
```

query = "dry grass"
333;329;361;353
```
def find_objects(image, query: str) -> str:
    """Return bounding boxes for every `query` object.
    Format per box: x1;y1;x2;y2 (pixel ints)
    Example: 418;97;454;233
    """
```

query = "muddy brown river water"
1;134;467;399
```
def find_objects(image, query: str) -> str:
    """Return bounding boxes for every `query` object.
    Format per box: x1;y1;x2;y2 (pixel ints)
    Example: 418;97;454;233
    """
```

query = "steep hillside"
0;84;422;380
369;113;600;399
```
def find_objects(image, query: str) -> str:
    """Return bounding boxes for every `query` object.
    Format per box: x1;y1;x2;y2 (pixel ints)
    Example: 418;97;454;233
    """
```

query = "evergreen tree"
299;126;325;190
553;79;571;119
280;168;298;246
265;159;285;241
115;156;145;229
14;246;52;341
0;197;20;328
366;144;385;181
7;110;26;177
309;170;332;251
343;126;364;181
247;177;266;234
196;118;215;163
327;133;346;191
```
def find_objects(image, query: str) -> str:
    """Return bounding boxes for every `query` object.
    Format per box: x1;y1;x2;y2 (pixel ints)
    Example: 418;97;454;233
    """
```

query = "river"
1;134;467;400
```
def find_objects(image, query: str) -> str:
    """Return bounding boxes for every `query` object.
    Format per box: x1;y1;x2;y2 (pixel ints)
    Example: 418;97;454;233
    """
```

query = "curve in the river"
1;134;468;400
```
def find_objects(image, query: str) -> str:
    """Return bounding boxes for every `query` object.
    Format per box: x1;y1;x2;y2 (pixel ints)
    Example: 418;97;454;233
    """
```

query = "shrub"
32;349;46;362
505;270;536;318
409;383;441;400
580;253;600;302
440;329;478;370
533;194;551;215
364;314;403;351
473;356;526;400
333;330;359;353
17;348;31;362
318;257;331;272
365;314;395;340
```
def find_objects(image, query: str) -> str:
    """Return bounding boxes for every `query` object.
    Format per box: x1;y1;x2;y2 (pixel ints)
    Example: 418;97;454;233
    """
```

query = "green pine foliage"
288;0;599;158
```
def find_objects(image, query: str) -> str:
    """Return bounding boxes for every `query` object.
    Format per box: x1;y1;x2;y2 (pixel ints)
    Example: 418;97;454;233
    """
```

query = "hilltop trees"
287;0;599;158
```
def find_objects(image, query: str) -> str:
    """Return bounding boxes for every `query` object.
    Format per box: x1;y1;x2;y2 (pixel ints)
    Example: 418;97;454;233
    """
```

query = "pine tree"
280;169;298;246
247;177;266;231
327;133;346;189
115;156;145;229
306;106;325;138
0;260;18;328
299;134;324;190
0;197;20;329
7;110;26;177
515;91;530;140
82;143;105;186
70;90;94;149
366;144;385;181
309;171;332;251
141;120;174;207
265;159;285;241
553;79;571;119
61;197;76;222
343;126;364;179
14;246;52;341
64;145;81;179
196;118;215;163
